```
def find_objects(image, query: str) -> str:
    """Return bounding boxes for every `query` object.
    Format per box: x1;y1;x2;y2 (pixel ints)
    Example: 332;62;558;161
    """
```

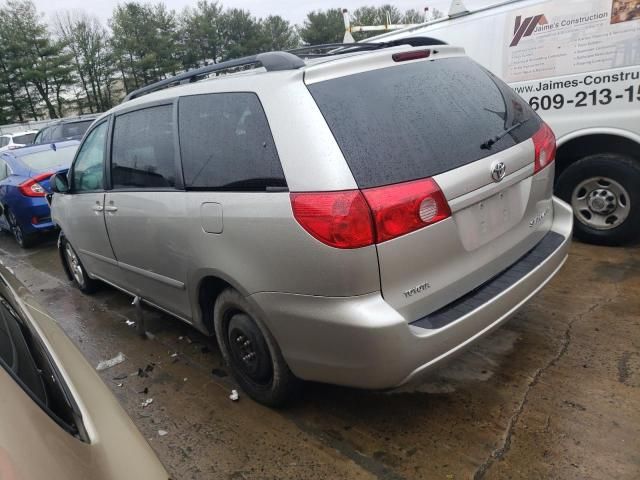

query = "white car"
374;0;640;245
0;130;38;152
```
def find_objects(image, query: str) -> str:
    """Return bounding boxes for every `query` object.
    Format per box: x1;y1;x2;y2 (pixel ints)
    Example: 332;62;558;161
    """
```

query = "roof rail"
288;36;447;59
124;51;305;101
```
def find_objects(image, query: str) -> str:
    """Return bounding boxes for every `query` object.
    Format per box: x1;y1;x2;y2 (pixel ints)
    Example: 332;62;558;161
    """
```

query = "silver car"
51;42;573;406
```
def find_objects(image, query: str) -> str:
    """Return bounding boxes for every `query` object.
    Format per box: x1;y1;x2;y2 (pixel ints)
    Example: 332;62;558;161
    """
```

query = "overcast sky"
35;0;495;27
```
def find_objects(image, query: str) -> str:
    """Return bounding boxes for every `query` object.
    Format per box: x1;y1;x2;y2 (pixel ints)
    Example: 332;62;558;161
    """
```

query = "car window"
33;129;44;144
19;145;78;172
71;121;108;192
0;295;85;439
308;57;540;188
0;160;7;181
13;133;36;145
62;121;93;139
111;105;176;189
178;93;286;191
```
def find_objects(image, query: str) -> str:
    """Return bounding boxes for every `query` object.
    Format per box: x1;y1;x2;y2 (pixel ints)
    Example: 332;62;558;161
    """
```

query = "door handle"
92;204;104;212
104;205;118;212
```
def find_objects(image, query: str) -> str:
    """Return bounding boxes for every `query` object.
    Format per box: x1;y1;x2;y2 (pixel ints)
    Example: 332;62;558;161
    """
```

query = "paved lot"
0;232;638;479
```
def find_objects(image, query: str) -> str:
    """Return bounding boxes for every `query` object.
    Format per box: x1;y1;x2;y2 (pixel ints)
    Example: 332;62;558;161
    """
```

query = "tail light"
19;172;53;197
362;178;451;243
290;178;451;248
532;122;556;174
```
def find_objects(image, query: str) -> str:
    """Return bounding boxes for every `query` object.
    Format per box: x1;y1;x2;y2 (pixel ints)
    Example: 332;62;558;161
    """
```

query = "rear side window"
308;57;540;188
112;105;176;189
178;93;286;191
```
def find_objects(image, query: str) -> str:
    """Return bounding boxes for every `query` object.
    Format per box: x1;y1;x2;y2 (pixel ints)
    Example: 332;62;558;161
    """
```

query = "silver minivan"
51;42;573;406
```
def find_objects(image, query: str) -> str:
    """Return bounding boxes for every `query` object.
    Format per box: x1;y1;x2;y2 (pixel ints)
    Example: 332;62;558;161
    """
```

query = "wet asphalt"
0;231;638;480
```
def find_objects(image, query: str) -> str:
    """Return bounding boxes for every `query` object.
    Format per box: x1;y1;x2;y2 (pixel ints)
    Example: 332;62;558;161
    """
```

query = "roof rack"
288;36;447;59
124;51;305;101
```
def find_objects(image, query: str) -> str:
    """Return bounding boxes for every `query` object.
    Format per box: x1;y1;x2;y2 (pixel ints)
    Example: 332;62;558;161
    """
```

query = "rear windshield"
308;57;540;188
13;133;36;145
61;121;93;139
20;145;78;171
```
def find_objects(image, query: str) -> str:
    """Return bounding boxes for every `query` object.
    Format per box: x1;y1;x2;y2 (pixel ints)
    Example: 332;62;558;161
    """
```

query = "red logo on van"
510;14;548;47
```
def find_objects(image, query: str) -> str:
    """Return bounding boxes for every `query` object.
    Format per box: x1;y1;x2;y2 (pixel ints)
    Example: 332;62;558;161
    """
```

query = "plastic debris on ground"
125;320;135;326
96;352;126;371
170;352;178;358
229;389;239;401
158;430;168;437
141;398;154;408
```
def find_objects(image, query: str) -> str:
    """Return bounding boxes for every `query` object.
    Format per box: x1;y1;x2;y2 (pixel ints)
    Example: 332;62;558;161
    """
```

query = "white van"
373;0;640;245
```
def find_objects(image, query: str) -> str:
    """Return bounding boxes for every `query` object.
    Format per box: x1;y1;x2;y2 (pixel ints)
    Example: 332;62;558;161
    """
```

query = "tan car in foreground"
0;256;168;479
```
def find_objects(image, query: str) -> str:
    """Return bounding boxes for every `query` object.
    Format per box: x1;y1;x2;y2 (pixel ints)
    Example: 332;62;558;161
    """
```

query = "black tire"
214;288;300;407
60;236;99;294
556;154;640;246
6;210;35;248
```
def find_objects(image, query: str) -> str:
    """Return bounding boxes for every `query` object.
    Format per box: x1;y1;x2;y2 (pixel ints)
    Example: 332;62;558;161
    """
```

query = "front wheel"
61;237;98;293
556;154;640;246
214;288;300;407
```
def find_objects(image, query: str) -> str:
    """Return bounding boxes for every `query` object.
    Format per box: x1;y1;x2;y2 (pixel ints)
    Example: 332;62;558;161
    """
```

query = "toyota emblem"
491;162;507;182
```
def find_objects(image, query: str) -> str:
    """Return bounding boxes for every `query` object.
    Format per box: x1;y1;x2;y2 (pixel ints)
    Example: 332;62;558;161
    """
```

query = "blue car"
0;141;79;247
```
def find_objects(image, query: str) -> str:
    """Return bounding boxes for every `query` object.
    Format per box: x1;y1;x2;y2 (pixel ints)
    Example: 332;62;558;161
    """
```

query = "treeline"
0;0;434;124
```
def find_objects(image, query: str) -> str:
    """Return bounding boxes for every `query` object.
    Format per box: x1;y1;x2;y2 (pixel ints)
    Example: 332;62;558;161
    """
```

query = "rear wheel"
556;154;640;246
214;288;300;407
62;237;98;293
6;210;35;248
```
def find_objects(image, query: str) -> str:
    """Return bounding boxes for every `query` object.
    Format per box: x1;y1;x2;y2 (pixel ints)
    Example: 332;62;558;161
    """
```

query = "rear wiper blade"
480;119;530;150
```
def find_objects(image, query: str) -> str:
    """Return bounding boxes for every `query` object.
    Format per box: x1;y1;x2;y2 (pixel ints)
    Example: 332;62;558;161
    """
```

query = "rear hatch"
305;48;556;322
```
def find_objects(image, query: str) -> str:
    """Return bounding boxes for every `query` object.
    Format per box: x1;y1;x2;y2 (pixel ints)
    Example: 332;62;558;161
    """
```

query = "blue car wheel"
6;209;35;248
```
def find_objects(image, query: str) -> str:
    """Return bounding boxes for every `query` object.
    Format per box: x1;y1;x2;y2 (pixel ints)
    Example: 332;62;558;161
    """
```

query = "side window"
33;129;44;144
0;295;85;439
178;93;286;191
71;121;108;193
111;105;176;189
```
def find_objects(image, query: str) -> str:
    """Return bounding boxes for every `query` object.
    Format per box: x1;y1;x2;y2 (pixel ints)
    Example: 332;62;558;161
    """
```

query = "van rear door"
306;49;556;323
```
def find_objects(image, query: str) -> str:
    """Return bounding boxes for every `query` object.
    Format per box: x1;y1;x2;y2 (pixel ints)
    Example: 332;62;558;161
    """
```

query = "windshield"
308;57;540;188
20;145;78;172
13;133;36;145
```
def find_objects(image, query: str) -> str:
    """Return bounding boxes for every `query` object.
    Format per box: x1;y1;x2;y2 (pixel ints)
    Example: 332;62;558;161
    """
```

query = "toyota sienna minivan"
51;41;573;406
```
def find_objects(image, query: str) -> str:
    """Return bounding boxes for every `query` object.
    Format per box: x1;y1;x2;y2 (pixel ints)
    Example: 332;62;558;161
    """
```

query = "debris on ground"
183;377;188;382
158;430;168;437
113;373;128;381
178;336;184;341
116;383;123;387
125;320;135;327
212;368;228;378
138;387;149;395
170;352;178;358
145;363;155;373
229;389;239;401
96;352;126;371
137;368;148;378
141;398;154;408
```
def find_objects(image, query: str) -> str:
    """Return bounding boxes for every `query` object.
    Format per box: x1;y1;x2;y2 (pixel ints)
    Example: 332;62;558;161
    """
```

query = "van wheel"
7;210;35;248
214;288;300;407
556;154;640;246
62;238;98;293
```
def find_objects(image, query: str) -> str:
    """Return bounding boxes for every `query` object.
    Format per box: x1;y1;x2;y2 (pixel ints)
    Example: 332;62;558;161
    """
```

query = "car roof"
1;130;38;138
43;117;97;127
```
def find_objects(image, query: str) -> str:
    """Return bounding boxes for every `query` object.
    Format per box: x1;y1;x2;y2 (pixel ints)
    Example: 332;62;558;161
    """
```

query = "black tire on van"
214;288;301;407
60;234;99;293
556;154;640;246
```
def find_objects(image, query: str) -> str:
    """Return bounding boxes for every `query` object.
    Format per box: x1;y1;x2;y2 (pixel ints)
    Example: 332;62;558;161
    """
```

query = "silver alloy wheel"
65;243;85;287
571;176;630;230
7;211;23;245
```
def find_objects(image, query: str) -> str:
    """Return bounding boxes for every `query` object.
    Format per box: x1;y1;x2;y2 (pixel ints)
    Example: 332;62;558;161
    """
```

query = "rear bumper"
12;197;54;234
250;197;573;389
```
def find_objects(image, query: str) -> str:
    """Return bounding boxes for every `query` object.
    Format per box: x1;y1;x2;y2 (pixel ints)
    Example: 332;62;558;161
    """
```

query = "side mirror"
50;172;70;194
